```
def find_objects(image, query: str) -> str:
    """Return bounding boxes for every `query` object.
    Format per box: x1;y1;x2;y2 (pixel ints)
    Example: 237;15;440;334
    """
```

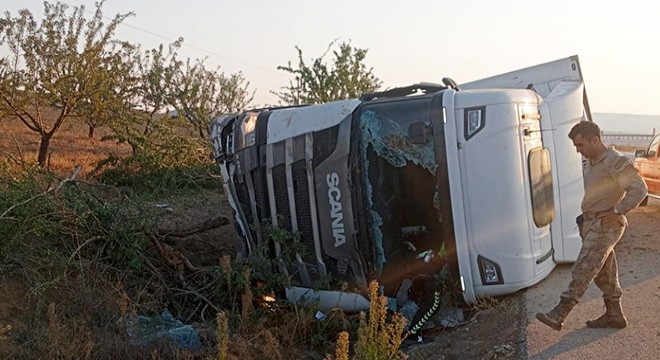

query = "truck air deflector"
267;99;360;144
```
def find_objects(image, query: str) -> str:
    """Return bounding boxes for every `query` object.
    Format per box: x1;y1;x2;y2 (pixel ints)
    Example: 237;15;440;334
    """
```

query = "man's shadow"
530;327;623;360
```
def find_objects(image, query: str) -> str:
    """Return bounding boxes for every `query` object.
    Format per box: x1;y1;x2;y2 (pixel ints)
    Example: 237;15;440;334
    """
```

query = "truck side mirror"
634;149;647;158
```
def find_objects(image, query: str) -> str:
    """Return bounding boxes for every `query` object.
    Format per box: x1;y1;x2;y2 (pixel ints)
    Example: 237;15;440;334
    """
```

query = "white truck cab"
210;56;588;308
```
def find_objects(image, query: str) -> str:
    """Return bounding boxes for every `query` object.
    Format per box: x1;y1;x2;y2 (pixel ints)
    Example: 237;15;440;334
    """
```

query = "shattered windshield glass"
357;98;440;275
359;110;438;173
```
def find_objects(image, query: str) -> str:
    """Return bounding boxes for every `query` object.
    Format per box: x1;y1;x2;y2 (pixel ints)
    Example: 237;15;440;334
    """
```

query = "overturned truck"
210;56;589;312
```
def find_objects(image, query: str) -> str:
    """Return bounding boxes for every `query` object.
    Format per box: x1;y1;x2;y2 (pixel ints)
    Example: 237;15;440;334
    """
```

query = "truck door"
459;56;586;262
441;88;558;302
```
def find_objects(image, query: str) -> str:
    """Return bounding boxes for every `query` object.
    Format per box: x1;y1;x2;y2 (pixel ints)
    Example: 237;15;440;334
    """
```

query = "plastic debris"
315;311;326;321
126;309;202;351
387;297;398;312
433;306;465;328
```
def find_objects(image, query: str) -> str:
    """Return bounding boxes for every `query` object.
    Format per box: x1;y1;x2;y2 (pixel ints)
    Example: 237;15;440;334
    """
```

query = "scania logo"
326;172;346;247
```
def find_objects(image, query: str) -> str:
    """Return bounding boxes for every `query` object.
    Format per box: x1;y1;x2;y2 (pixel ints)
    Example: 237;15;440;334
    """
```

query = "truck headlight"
478;255;503;285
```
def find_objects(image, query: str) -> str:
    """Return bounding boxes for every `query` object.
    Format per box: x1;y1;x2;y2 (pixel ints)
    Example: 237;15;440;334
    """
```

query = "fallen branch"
1;165;81;220
67;236;105;264
144;228;202;282
61;235;106;277
174;286;220;314
157;215;229;237
140;253;221;319
141;229;220;314
50;165;82;192
76;179;123;199
11;132;25;165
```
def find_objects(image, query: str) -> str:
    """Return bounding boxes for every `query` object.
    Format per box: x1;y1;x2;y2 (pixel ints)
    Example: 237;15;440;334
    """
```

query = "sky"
2;0;660;116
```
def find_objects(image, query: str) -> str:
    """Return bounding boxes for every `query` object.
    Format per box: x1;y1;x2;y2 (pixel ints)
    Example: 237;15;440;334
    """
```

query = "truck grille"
231;126;339;287
252;167;269;225
234;180;252;224
292;159;312;241
272;164;292;232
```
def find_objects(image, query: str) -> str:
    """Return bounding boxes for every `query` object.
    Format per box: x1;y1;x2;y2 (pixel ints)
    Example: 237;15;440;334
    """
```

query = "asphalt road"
524;201;660;360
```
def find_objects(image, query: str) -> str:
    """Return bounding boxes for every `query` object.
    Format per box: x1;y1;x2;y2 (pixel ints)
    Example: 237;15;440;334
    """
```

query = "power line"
118;21;280;74
58;1;282;75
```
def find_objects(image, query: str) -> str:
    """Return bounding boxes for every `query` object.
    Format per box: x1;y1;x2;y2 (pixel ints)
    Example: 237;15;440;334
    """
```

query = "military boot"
536;297;578;331
586;299;627;328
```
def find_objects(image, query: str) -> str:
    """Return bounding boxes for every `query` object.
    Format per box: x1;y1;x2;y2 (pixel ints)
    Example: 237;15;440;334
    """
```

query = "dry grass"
466;296;500;312
0;115;369;360
354;280;408;360
215;312;229;360
0;117;131;177
337;331;350;360
0;118;206;359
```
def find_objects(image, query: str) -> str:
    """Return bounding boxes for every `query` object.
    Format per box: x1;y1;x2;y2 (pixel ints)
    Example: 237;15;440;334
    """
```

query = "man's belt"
582;209;613;221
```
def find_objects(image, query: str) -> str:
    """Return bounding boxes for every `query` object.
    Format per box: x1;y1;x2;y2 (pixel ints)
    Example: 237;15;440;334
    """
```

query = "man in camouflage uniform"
536;121;648;331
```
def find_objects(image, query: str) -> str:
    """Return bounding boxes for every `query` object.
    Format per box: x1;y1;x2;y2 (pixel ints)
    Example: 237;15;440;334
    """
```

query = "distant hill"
593;113;659;135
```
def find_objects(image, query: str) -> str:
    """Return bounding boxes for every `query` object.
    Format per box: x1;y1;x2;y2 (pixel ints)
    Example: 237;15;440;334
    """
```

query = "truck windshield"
355;96;446;294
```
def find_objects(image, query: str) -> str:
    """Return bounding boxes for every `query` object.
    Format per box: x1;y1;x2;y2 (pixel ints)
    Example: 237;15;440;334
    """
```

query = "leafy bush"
96;117;219;195
0;166;151;279
0;152;409;360
0;166;162;358
98;161;218;196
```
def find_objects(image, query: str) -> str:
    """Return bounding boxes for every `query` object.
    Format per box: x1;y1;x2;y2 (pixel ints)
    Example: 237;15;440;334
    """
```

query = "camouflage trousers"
561;215;627;303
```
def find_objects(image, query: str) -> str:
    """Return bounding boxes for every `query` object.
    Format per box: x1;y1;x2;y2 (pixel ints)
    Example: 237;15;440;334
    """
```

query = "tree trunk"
37;135;52;166
88;124;95;138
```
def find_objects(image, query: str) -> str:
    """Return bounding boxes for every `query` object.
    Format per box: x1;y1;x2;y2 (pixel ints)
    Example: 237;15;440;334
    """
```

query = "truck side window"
528;147;555;227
